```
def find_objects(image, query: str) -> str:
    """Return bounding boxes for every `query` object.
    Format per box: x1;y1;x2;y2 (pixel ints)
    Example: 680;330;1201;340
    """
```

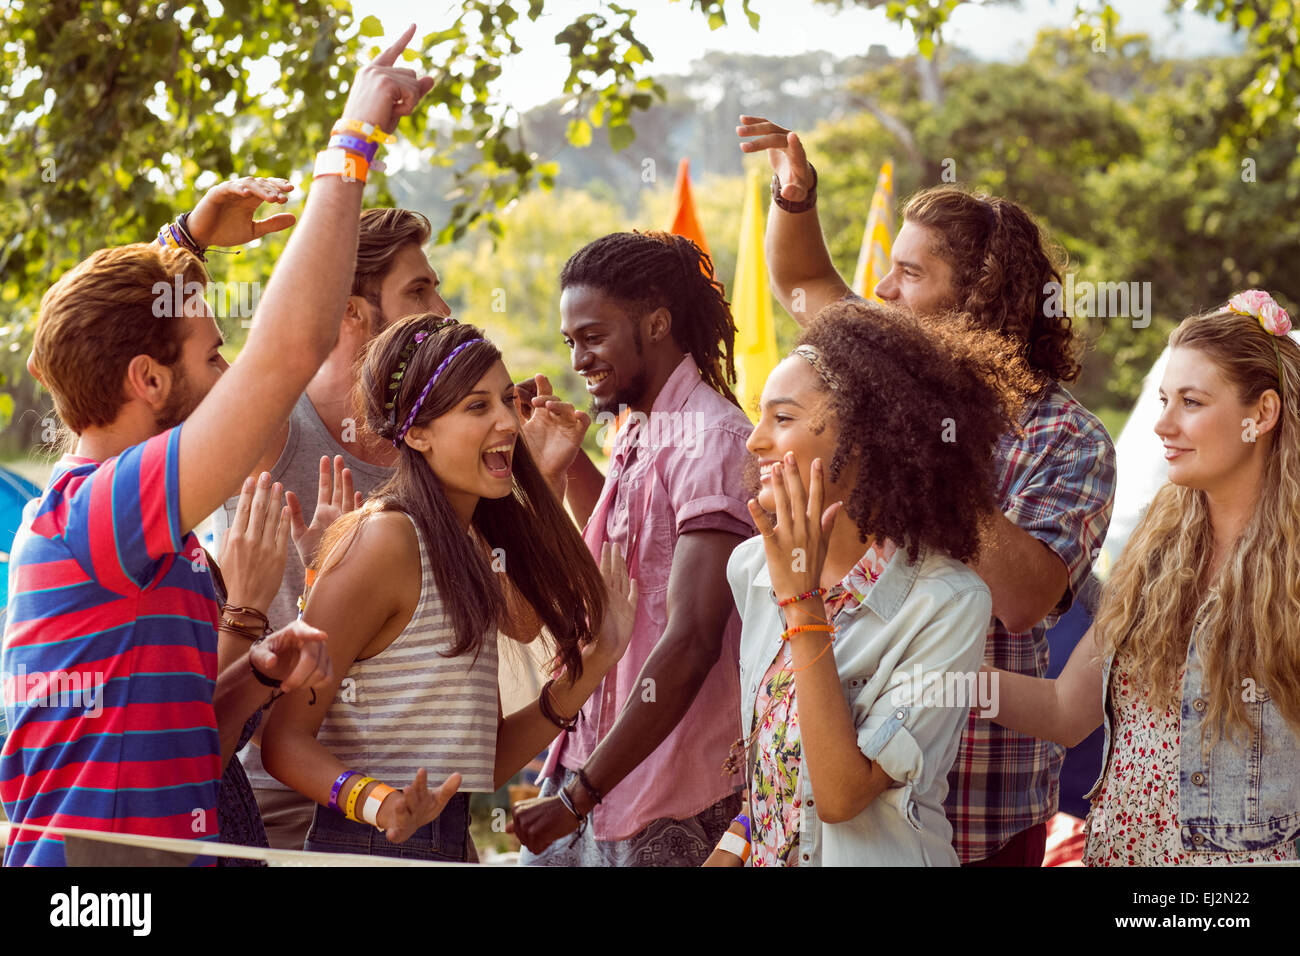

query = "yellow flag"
851;159;895;300
732;168;780;423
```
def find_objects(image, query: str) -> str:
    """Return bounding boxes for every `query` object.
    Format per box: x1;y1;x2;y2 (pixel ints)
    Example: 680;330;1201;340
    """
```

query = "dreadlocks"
559;230;740;406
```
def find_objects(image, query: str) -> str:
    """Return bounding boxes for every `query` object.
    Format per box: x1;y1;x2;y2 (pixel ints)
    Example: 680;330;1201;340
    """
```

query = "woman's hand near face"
748;453;841;603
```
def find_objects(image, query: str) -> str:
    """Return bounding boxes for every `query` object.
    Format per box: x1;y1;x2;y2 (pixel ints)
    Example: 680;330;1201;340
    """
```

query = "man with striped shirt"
0;32;433;866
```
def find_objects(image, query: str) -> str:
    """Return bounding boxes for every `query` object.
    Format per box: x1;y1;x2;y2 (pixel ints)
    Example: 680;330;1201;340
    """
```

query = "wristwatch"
771;163;818;213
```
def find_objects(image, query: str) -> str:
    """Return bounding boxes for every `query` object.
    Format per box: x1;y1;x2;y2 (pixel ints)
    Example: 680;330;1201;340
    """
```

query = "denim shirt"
1085;596;1300;854
728;536;992;866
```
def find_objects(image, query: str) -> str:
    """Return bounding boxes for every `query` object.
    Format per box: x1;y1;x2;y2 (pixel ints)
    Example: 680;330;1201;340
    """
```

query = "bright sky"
351;0;1241;111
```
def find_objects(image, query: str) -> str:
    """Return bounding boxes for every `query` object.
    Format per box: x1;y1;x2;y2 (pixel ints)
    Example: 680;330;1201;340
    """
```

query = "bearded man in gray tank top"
206;207;452;850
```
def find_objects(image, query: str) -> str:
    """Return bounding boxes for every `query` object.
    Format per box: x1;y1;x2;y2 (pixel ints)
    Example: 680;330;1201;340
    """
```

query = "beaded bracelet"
780;623;835;641
777;587;826;608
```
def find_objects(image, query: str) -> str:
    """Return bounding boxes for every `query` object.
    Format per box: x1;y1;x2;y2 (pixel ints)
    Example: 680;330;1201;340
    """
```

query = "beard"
154;365;200;431
591;366;651;417
588;322;649;416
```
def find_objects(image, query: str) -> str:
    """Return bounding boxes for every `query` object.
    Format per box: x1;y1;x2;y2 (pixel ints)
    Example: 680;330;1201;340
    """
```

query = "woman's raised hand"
591;541;638;668
747;453;841;603
286;455;362;571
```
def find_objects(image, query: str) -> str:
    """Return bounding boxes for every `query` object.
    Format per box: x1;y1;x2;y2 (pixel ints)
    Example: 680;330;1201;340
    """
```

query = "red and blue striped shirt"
0;425;221;866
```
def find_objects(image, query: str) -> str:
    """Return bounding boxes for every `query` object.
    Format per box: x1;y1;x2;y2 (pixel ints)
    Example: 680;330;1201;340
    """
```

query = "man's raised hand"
736;115;814;203
186;176;296;249
342;23;436;133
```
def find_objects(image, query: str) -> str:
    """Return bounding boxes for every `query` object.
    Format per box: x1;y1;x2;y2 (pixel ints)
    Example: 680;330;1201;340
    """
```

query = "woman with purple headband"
261;314;638;861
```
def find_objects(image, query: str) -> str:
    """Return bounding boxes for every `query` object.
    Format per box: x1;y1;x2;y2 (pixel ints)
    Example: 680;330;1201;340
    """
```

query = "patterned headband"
387;320;485;447
792;344;841;392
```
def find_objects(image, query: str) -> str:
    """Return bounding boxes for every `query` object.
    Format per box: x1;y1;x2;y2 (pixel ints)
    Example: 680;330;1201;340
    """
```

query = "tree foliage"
0;0;756;431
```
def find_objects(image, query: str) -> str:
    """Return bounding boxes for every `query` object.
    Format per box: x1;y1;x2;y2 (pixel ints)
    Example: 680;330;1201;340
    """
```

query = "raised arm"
737;115;851;325
177;25;435;534
987;623;1107;747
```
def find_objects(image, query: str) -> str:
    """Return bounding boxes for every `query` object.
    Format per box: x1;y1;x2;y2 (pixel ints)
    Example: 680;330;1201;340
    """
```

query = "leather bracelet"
557;783;584;824
771;162;818;213
222;605;272;636
575;767;603;807
174;212;208;261
538;679;578;732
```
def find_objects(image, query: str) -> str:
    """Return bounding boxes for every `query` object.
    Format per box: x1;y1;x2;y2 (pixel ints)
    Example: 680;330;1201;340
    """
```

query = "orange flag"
669;158;710;259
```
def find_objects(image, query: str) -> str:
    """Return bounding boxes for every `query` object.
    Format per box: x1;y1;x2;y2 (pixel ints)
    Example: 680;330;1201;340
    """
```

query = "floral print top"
749;542;896;866
1082;642;1298;866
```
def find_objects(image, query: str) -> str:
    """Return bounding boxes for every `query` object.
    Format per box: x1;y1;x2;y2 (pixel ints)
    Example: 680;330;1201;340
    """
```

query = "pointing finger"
374;23;417;67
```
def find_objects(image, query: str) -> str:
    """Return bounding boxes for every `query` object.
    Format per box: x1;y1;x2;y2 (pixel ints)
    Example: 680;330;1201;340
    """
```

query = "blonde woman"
989;293;1300;865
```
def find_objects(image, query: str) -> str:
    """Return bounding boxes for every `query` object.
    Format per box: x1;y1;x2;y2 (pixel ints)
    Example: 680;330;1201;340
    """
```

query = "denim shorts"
303;791;471;862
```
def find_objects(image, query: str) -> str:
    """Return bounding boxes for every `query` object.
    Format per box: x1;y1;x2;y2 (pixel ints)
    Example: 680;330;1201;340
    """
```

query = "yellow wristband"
332;118;396;145
343;775;375;822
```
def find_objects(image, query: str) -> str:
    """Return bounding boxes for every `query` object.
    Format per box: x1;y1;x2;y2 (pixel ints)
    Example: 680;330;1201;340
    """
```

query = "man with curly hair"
737;116;1116;867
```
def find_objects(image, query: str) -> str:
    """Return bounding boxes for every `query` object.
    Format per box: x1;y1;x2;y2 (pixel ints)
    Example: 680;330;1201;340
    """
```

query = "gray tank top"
209;391;393;791
315;513;499;792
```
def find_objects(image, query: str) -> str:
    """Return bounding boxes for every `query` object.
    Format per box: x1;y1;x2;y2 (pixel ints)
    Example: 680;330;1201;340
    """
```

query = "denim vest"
1086;599;1300;853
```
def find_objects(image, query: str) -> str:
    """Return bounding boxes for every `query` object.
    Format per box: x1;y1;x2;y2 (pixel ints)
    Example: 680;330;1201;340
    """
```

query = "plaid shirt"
944;383;1116;862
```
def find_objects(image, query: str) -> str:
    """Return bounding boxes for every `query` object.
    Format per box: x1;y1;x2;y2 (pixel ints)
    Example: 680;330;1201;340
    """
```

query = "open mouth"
482;442;514;478
585;370;611;393
758;461;777;482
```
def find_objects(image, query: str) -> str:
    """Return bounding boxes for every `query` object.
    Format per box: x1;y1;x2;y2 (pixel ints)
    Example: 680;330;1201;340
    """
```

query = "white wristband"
362;785;395;828
719;829;751;862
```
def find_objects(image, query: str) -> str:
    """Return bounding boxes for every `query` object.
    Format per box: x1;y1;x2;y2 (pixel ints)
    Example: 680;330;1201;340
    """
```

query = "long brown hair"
903;185;1080;384
317;315;605;678
1093;305;1300;746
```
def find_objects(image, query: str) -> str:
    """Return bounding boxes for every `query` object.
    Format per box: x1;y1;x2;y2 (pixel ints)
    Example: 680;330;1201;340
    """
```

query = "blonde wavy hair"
1093;305;1300;748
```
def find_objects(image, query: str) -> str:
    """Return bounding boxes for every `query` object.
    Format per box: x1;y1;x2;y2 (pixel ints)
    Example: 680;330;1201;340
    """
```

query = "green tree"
0;0;758;431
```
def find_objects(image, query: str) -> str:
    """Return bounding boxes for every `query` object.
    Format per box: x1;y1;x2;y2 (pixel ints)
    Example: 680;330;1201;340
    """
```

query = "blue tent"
0;466;42;606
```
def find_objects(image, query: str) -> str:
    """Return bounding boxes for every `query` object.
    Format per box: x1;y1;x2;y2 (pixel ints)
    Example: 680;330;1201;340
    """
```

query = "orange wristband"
314;148;369;183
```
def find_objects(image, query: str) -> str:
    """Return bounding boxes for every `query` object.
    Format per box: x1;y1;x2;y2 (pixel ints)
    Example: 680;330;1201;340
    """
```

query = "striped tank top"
316;513;499;792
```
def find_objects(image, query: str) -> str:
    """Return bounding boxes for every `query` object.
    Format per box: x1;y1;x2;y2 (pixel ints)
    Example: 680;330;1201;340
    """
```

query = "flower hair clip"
1227;290;1291;336
1227;290;1290;397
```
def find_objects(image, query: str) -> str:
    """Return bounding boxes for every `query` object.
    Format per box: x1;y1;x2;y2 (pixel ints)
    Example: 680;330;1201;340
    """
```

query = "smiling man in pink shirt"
512;231;756;866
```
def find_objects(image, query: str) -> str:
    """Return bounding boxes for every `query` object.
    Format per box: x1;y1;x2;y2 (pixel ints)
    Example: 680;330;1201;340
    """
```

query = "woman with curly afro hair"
705;296;1038;866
